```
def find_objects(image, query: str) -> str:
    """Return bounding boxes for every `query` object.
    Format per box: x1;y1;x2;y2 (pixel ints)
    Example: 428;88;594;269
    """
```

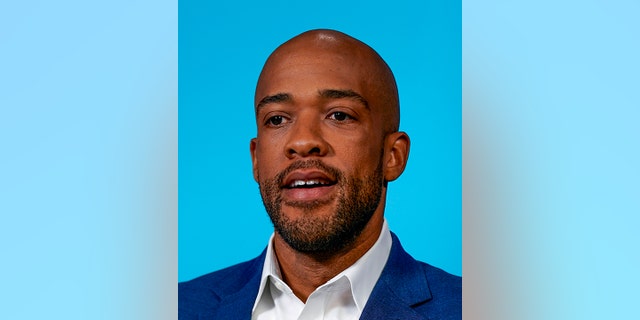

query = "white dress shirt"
251;220;392;320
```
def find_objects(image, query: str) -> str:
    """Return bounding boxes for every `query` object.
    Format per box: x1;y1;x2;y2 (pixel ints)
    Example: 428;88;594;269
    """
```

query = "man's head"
250;29;410;254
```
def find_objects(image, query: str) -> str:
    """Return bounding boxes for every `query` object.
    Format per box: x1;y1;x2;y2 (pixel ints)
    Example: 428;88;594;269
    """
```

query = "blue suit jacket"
179;233;461;319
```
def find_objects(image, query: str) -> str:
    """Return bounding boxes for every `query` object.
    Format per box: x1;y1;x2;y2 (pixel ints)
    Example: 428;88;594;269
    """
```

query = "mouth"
280;170;337;202
282;170;337;188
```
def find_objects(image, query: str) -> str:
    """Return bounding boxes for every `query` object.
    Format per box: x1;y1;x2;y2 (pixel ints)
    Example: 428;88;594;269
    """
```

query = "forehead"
255;43;379;105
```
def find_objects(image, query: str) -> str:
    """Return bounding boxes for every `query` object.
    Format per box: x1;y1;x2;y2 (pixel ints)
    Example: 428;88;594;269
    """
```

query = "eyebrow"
319;89;369;109
255;89;369;113
256;93;292;112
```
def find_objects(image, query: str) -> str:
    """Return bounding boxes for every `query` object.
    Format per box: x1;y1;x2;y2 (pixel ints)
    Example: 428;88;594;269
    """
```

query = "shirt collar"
252;220;392;313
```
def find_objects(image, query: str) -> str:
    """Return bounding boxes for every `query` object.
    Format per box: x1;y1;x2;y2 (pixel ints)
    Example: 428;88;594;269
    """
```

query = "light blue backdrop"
179;1;462;281
1;0;177;318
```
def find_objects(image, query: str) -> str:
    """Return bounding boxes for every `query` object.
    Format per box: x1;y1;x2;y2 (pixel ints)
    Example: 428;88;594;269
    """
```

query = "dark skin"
250;30;410;302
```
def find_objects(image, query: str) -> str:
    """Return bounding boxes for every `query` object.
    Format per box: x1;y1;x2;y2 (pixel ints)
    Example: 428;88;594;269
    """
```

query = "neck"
272;213;384;302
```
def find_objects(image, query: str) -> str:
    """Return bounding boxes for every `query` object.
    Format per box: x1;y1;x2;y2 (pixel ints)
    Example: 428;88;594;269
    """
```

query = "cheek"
255;141;284;176
330;135;383;172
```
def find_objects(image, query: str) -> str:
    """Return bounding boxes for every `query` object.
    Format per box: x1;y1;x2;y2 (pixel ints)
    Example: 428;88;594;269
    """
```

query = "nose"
284;116;329;159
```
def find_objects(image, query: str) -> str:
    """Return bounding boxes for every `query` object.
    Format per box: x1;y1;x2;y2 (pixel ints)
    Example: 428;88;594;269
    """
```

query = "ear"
250;138;259;182
383;131;410;182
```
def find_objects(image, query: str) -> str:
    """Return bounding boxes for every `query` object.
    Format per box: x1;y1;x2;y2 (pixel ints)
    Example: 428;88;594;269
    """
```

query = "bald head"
255;29;400;134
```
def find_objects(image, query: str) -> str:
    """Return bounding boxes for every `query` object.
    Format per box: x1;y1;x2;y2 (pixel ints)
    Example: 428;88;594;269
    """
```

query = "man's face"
250;40;391;253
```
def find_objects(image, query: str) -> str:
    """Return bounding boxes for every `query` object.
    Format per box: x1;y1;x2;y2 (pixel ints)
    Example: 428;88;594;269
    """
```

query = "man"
179;29;461;319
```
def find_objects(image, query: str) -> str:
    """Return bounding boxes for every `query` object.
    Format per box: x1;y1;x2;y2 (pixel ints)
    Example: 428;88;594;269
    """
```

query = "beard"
258;158;384;254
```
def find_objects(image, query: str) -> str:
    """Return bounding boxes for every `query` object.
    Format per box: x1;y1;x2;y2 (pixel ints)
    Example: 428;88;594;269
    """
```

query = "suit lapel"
360;233;432;320
206;283;260;320
199;251;266;320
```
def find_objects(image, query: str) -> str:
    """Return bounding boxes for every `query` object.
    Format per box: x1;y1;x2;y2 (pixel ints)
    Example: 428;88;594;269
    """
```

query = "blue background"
178;1;462;281
3;0;639;319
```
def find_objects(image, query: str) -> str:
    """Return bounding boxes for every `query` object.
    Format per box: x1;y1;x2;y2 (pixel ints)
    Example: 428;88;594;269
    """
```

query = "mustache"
275;159;343;187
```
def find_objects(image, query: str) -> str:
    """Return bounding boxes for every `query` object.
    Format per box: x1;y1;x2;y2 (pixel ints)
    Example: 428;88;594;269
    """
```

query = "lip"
281;170;337;202
281;170;336;188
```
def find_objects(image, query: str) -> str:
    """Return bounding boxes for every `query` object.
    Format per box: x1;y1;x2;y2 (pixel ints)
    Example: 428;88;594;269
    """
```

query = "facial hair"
258;159;383;254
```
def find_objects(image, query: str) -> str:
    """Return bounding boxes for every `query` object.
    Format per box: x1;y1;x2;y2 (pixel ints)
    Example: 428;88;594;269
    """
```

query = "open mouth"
279;170;338;202
284;179;335;189
281;171;337;189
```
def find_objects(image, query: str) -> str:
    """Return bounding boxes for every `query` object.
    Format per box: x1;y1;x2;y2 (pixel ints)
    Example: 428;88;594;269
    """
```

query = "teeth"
290;180;328;187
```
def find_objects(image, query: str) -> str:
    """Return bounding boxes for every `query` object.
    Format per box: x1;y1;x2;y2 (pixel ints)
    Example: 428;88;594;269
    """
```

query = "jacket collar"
359;232;432;320
201;250;266;320
202;232;432;320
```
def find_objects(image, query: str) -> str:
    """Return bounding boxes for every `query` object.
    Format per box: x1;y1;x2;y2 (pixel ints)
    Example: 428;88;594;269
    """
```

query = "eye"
265;115;285;126
328;111;354;122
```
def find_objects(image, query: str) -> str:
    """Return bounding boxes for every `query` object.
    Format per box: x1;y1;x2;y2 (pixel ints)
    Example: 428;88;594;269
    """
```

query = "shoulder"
383;233;461;319
418;260;462;312
179;254;265;320
387;233;461;291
